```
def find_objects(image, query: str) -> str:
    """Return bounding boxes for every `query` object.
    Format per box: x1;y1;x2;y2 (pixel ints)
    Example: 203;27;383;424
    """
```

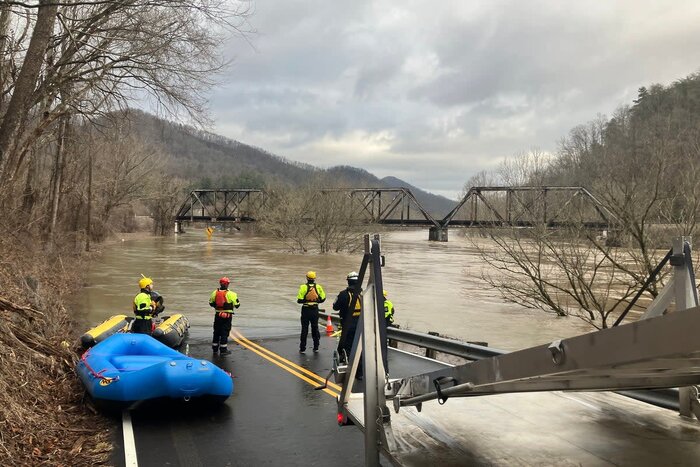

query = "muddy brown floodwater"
74;228;593;350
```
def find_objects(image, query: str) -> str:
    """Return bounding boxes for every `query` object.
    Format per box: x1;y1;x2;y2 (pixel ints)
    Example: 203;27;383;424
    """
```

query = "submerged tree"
476;224;639;329
145;174;188;236
259;182;366;253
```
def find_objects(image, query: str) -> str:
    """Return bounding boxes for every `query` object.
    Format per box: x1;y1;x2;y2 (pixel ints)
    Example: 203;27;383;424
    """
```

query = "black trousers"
132;318;152;335
212;314;233;348
299;306;320;351
339;323;363;377
338;323;356;357
338;319;389;375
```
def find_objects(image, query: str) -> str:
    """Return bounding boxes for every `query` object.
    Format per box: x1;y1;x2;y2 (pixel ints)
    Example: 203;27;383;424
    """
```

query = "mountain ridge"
126;110;456;216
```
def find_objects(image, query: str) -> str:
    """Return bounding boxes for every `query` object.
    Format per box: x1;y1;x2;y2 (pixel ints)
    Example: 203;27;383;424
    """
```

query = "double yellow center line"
230;330;342;398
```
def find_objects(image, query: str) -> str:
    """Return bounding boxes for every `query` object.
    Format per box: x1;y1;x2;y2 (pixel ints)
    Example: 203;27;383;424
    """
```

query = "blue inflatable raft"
76;333;233;407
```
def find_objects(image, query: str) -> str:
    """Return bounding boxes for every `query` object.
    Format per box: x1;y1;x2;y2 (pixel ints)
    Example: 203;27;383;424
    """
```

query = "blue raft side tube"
76;333;232;403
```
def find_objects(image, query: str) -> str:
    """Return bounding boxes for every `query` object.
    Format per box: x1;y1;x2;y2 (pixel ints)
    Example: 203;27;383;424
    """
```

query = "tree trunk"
47;114;68;248
0;4;11;107
20;149;37;220
86;148;92;252
0;0;58;178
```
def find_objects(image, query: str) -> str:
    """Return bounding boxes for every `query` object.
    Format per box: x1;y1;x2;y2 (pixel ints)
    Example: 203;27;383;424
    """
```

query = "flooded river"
75;228;592;351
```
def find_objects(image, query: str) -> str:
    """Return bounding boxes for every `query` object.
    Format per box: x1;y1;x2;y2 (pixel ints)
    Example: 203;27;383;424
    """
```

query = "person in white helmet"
333;271;363;377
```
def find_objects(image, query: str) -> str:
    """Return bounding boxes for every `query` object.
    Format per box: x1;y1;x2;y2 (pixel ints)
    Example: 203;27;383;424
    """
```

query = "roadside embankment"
0;235;113;466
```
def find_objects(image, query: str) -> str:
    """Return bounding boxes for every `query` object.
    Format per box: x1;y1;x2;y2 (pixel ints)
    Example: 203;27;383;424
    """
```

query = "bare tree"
1;0;250;187
144;173;188;236
0;1;59;177
497;148;551;186
461;169;499;198
477;223;638;329
310;190;365;253
258;185;311;252
92;123;163;232
259;181;366;253
469;95;700;328
0;1;250;246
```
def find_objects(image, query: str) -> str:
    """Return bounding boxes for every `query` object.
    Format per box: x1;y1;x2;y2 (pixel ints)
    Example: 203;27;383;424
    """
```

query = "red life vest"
215;289;228;310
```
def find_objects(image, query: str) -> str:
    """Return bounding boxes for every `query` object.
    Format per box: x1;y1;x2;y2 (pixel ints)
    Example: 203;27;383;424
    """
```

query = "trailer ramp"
336;236;700;466
344;388;700;466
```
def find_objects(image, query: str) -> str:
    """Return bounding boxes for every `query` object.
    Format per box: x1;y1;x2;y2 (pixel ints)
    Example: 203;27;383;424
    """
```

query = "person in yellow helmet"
132;277;164;334
383;290;395;328
296;271;326;353
208;276;240;355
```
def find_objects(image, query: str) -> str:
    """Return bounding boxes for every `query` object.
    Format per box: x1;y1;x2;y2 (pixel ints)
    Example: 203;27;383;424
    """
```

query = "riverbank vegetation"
0;1;249;463
0;236;112;465
465;73;700;328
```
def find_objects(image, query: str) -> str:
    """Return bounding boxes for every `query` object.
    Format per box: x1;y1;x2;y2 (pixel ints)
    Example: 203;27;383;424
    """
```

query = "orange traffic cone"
325;315;334;336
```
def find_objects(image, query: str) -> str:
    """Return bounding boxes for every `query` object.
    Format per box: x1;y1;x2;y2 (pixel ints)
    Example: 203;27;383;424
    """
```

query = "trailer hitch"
315;350;347;390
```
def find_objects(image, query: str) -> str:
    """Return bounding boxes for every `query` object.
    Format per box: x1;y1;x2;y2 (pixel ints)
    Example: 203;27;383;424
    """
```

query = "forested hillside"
125;111;456;216
468;71;700;329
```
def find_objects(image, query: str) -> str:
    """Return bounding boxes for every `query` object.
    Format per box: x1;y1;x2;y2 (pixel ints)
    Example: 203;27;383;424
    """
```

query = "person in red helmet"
208;276;240;355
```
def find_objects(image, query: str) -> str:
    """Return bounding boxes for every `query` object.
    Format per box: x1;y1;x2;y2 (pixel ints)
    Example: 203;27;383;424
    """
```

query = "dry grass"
0;235;113;466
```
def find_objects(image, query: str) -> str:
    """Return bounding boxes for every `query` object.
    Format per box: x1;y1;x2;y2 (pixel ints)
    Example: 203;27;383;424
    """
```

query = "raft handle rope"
80;349;119;383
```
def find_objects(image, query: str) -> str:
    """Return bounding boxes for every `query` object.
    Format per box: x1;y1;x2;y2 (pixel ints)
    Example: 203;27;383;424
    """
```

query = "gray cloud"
210;0;700;198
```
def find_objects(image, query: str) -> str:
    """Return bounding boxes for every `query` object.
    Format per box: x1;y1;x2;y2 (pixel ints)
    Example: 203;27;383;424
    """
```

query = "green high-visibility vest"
384;299;394;321
134;292;152;318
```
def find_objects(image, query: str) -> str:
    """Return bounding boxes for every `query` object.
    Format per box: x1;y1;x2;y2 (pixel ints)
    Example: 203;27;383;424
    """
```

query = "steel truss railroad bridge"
174;186;616;241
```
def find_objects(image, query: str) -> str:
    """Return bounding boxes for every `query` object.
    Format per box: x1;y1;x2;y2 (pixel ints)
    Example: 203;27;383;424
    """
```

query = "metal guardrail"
386;327;497;360
319;312;680;411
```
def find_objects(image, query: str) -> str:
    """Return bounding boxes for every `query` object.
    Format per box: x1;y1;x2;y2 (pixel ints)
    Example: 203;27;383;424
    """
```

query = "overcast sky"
208;1;700;199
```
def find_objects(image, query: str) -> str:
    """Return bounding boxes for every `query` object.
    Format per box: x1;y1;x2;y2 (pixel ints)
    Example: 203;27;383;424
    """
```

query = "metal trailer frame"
332;234;394;467
333;235;700;465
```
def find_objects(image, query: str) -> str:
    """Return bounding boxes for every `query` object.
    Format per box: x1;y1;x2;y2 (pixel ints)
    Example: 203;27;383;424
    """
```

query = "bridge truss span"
175;189;265;224
322;187;441;228
442;186;618;230
171;186;617;241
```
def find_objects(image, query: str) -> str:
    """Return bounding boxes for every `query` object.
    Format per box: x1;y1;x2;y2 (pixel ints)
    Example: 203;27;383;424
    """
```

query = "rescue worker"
333;271;363;375
209;276;240;355
132;277;163;334
296;271;326;353
383;290;395;327
151;289;165;316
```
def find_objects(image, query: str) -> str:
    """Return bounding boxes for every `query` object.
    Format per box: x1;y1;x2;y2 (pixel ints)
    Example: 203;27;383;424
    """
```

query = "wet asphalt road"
109;329;445;467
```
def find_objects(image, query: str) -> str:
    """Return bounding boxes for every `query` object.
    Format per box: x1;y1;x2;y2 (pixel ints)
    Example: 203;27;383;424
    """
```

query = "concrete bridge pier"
174;221;184;234
429;226;448;242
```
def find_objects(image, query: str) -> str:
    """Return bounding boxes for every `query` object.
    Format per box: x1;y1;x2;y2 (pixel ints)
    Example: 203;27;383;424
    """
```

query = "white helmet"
346;271;359;282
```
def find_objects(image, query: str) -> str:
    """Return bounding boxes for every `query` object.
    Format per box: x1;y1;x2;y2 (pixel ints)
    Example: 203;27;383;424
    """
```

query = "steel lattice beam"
441;186;618;230
323;187;441;227
175;189;264;222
